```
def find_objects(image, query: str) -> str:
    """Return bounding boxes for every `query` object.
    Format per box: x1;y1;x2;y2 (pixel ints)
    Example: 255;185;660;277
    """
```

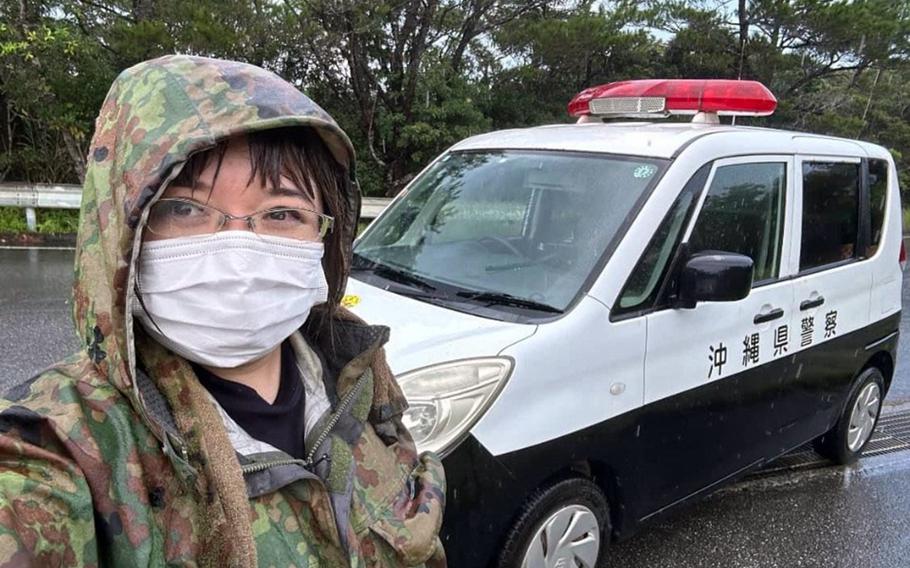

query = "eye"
147;199;214;236
267;209;290;222
169;201;205;217
154;199;209;220
256;207;327;240
265;208;306;223
149;199;209;220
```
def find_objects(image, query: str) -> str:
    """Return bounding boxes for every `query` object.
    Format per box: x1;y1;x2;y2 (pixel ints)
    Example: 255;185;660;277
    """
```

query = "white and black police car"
345;79;903;567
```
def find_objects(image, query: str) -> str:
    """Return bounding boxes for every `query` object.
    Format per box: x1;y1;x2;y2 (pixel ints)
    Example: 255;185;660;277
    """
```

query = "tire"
813;366;885;465
498;477;610;568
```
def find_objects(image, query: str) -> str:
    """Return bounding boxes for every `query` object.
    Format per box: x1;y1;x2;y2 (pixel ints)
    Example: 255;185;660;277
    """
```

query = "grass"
903;208;910;235
0;207;80;234
0;207;28;233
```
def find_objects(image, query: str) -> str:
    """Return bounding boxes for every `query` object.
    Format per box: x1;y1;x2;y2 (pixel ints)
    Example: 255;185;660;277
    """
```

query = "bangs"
170;126;341;205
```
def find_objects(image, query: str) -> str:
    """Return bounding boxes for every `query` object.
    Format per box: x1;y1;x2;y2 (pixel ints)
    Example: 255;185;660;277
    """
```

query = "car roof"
449;122;891;161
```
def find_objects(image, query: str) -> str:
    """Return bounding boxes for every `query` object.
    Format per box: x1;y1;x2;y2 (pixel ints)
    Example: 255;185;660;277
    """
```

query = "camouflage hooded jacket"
0;56;446;567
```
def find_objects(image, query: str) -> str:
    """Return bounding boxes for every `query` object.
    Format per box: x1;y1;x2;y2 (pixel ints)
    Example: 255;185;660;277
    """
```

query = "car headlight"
398;357;513;457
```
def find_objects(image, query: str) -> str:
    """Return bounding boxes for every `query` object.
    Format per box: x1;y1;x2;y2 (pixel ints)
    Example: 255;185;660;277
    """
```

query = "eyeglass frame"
144;197;335;241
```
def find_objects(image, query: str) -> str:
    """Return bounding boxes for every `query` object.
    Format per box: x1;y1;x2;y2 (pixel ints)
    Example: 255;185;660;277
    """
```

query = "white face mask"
133;230;328;368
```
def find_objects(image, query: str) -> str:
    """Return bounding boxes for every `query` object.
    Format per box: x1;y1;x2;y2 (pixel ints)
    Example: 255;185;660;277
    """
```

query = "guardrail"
0;183;391;231
361;197;392;220
0;183;82;231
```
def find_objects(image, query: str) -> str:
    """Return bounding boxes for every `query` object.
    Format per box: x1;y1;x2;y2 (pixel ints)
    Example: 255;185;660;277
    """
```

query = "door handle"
800;296;825;311
754;308;784;324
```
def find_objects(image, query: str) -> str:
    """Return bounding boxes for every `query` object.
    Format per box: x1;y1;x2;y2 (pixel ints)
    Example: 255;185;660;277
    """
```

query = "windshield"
354;150;666;318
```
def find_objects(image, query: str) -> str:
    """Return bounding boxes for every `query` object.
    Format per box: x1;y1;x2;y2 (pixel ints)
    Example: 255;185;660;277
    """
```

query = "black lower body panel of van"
439;312;900;568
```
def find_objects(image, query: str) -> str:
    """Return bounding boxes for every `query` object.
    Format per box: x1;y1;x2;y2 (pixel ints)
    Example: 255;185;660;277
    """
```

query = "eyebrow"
173;181;311;202
271;186;310;200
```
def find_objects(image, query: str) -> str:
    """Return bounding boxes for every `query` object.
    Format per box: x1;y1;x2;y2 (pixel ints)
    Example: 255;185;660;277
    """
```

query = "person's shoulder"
0;353;125;566
0;350;127;444
3;350;120;405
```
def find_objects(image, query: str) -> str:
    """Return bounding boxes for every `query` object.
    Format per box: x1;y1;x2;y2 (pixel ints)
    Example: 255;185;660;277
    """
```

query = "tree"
2;0;910;202
0;6;112;183
489;1;661;128
283;0;556;195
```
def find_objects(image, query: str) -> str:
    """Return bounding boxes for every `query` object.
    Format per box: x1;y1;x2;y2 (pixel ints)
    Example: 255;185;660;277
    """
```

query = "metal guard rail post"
0;183;391;231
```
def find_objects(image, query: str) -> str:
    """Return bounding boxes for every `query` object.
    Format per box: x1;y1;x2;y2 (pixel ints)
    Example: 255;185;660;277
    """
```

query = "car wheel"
813;366;885;465
498;477;609;568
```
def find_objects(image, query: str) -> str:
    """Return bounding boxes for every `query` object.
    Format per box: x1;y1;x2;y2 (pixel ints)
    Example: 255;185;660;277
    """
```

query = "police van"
344;79;903;567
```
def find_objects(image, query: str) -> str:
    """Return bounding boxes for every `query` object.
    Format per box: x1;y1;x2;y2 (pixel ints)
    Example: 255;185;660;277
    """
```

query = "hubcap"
847;382;881;452
521;504;600;568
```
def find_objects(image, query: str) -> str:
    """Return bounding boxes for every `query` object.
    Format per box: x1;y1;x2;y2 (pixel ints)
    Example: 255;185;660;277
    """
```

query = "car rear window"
799;162;861;271
868;158;889;255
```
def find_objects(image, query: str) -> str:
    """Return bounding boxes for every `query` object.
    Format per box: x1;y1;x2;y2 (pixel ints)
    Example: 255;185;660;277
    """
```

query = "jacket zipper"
236;371;369;561
304;370;368;464
238;369;369;475
239;458;311;474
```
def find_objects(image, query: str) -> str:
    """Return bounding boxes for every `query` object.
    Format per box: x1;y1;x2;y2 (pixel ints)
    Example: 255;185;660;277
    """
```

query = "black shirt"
193;341;307;459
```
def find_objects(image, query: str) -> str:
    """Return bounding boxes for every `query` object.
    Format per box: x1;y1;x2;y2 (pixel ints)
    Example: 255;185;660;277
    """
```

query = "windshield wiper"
454;291;562;313
352;259;437;292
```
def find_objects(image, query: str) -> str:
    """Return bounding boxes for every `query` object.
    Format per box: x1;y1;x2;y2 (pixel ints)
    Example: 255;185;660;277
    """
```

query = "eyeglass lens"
147;199;330;241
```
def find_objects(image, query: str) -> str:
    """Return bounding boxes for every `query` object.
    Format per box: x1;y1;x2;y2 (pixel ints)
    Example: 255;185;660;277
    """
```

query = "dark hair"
170;126;350;324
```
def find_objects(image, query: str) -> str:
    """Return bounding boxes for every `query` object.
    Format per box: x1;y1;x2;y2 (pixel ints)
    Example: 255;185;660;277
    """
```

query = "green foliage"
0;206;28;233
36;208;80;233
490;4;661;128
0;15;113;183
399;58;492;173
0;207;79;234
2;0;910;228
663;10;738;78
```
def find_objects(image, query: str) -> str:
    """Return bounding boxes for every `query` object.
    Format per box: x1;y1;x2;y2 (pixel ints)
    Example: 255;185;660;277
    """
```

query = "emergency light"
568;79;777;121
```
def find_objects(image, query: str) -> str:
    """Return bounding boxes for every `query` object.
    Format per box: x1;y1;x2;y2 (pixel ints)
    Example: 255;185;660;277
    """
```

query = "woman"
0;55;445;567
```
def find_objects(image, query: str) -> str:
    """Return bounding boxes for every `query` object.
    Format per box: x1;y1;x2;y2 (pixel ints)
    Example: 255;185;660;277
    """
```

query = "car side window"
799;162;860;271
687;162;787;283
616;164;710;313
867;159;889;256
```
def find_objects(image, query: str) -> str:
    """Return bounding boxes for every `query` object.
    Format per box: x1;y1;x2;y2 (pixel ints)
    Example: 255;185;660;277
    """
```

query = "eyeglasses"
145;198;334;241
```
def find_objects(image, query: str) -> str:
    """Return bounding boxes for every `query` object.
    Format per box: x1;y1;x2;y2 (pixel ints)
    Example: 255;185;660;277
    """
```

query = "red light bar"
568;79;777;118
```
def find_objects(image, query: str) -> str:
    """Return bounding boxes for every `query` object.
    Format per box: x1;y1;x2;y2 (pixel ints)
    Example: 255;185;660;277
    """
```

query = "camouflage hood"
0;56;445;568
72;54;360;405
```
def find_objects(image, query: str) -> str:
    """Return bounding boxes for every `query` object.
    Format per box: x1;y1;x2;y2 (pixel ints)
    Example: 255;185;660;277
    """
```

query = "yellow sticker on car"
341;294;361;308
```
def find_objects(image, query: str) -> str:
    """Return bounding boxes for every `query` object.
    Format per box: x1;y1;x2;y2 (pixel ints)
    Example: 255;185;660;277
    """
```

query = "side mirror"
676;251;753;309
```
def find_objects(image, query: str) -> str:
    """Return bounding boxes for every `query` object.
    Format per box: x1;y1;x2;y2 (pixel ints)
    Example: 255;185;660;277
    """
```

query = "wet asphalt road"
609;453;910;567
1;247;909;566
0;248;80;383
